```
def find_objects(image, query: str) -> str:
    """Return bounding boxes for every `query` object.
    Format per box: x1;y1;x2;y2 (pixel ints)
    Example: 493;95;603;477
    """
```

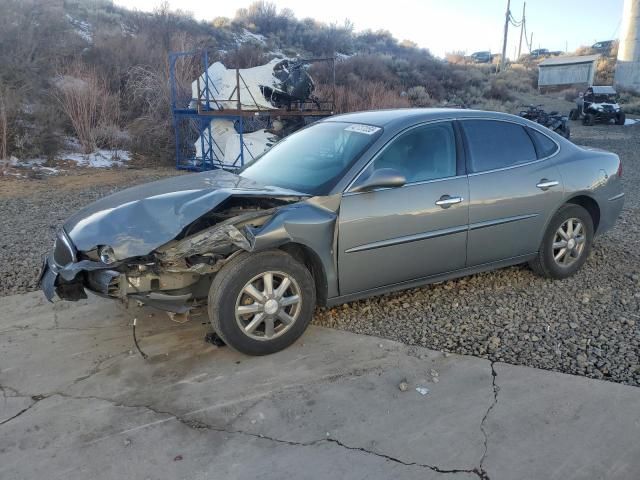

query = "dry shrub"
126;66;173;162
406;86;433;107
484;78;515;102
445;51;467;65
316;81;408;113
52;62;120;153
595;57;615;85
223;44;268;69
125;38;203;161
0;85;7;160
618;88;640;115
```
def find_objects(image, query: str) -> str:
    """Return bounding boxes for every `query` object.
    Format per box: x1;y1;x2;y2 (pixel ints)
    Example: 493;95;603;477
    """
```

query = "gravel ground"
0;168;181;295
1;123;639;386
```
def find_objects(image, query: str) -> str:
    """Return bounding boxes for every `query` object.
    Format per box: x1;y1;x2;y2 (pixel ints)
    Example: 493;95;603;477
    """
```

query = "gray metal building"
538;55;601;88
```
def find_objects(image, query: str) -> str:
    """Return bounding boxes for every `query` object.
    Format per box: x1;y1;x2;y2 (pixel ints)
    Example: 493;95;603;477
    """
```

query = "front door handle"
536;179;559;191
435;195;463;208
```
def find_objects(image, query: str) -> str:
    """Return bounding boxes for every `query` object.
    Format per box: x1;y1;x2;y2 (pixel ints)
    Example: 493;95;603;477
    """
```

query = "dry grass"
316;81;409;113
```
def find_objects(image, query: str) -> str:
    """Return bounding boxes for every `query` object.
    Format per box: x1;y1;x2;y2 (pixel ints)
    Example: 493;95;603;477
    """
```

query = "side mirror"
350;168;406;193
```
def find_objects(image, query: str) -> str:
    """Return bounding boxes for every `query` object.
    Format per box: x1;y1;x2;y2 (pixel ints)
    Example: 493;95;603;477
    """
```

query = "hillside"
0;0;627;166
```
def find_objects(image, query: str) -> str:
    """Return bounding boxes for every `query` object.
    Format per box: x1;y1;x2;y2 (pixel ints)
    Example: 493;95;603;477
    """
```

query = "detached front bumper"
38;254;118;302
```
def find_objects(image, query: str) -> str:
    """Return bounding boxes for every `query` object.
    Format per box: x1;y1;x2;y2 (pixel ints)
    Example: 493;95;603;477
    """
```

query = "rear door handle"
435;195;463;208
536;179;559;191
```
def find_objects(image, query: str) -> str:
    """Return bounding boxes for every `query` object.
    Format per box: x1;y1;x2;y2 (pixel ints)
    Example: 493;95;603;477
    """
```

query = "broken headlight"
99;246;117;265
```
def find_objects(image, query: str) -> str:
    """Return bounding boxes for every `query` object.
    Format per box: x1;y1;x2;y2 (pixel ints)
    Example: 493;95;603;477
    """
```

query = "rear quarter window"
462;120;537;173
527;128;559;158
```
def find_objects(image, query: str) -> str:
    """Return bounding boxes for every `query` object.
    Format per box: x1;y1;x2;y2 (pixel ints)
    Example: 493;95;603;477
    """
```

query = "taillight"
617;159;623;178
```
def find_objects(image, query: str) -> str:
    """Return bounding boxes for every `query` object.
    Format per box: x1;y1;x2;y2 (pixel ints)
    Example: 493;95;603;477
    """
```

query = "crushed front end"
38;203;279;314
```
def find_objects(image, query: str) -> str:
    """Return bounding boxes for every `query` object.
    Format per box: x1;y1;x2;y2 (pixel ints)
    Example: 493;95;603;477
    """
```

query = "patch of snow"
60;150;131;168
234;28;266;45
335;52;353;61
1;157;61;176
66;14;93;43
624;118;640;125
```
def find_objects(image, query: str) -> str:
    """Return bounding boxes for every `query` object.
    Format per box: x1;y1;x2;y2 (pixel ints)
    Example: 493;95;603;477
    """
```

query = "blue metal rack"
169;50;335;172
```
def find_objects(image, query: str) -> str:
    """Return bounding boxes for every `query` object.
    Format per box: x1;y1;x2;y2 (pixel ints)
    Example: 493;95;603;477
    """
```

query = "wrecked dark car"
40;109;624;355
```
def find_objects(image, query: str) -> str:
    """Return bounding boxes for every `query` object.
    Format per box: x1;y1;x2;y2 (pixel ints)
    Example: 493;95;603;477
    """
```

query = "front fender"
245;196;340;298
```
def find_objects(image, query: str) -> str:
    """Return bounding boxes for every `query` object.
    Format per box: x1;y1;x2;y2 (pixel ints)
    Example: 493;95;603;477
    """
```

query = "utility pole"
500;0;511;72
517;2;526;59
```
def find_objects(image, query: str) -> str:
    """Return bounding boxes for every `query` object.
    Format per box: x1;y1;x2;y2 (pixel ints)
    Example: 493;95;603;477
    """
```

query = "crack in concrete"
0;360;501;480
476;361;500;480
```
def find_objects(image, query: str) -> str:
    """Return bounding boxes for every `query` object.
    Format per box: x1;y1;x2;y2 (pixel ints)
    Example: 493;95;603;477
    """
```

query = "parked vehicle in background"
470;51;492;63
39;109;624;356
569;86;625;126
519;104;570;139
530;48;550;58
591;40;614;54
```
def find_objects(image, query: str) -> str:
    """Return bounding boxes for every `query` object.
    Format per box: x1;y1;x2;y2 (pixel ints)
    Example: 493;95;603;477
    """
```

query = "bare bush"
484;78;515;102
0;85;7;160
52;63;120;153
407;86;433;107
596;57;615;85
317;81;409;113
223;44;268;69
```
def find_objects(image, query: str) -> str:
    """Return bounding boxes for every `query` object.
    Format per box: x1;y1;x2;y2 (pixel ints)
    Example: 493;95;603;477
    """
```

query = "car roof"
322;108;525;129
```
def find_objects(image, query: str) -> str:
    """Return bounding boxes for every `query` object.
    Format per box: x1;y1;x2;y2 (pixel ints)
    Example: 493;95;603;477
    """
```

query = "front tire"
208;250;316;355
615;112;626;125
569;109;579;121
529;204;593;279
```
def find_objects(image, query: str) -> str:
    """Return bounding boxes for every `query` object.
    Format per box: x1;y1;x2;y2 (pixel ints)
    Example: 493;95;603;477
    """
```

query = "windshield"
591;94;617;103
239;121;382;195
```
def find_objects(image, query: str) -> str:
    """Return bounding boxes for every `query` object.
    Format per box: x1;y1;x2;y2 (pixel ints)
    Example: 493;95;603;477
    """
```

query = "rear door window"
462;120;537;173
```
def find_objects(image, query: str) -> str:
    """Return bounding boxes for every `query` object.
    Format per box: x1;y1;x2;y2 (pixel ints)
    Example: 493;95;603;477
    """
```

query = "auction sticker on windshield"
344;124;381;135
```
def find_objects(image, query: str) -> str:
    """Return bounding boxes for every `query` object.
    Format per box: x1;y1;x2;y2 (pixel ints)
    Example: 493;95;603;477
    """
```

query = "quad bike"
569;86;626;126
519;104;571;139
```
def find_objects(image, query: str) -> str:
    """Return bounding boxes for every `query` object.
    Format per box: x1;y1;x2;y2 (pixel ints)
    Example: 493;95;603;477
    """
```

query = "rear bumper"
597;192;625;236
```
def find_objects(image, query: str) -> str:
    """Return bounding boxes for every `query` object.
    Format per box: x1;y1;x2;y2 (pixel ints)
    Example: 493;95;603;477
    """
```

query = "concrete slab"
1;292;639;480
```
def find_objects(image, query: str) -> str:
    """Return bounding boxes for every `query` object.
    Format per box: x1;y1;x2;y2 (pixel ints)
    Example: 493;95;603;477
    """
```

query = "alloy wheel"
552;218;586;267
234;271;302;341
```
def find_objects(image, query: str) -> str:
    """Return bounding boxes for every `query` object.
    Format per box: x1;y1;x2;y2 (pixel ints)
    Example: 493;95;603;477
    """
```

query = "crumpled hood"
64;169;305;260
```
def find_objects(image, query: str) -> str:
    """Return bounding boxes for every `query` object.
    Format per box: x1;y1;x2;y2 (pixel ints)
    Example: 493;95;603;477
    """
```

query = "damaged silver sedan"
39;109;624;355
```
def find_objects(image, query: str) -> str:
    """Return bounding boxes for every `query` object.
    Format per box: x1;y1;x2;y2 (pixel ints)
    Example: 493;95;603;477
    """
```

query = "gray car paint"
41;108;624;311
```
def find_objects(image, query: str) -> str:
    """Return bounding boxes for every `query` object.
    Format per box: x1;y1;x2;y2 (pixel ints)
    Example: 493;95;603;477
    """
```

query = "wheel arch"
565;194;601;233
279;243;329;306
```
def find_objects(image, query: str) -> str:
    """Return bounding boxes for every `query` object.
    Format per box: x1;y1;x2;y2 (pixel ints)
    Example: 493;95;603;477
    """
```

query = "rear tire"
208;250;316;356
583;113;595;126
529;204;593;279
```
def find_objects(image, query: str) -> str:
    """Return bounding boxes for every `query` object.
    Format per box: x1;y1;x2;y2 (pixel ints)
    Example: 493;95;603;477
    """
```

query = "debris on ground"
398;379;409;392
204;331;226;347
415;386;430;396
